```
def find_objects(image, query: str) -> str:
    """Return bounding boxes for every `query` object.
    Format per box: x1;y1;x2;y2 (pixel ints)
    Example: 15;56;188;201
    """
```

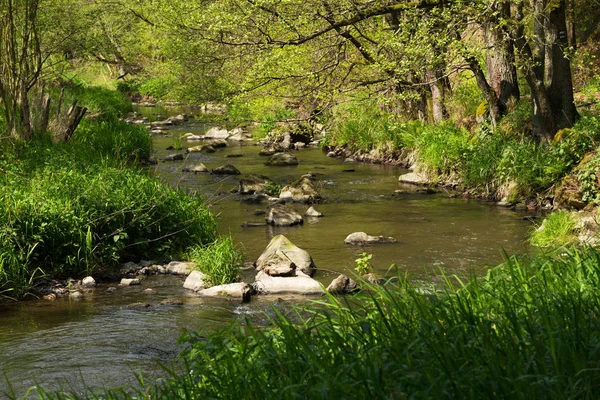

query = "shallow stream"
0;107;534;397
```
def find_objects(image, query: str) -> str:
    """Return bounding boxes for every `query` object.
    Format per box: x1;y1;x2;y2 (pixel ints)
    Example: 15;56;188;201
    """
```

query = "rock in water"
198;283;252;302
253;271;323;295
183;270;206;291
212;164;241;175
304;206;324;217
239;174;273;194
344;232;397;245
265;205;303;226
326;274;359;294
265;152;299;166
255;235;316;277
279;176;320;203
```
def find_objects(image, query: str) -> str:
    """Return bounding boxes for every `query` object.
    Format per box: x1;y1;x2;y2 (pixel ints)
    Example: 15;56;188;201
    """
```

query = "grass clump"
530;210;579;247
188;236;243;287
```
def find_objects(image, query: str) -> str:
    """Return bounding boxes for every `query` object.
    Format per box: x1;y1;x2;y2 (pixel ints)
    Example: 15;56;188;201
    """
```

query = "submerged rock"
265;205;303;226
253;271;323;295
344;232;397;245
255;235;316;277
265;152;298;166
212;164;241;175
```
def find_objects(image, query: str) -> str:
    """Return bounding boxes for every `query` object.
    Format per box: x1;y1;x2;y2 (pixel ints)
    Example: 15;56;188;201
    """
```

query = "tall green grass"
188;236;243;287
32;247;600;399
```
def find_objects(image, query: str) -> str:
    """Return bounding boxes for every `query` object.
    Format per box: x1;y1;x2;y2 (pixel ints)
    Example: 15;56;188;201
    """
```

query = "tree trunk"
484;0;520;113
546;0;579;130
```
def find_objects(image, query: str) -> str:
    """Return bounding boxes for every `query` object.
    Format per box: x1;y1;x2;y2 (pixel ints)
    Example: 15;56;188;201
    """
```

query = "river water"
0;108;534;397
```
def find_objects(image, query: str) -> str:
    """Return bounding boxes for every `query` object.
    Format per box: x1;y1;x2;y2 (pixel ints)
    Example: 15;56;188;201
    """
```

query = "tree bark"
484;0;519;113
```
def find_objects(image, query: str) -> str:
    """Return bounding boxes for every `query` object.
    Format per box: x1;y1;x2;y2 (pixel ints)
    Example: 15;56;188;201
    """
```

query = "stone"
304;206;324;217
186;145;213;153
255;235;316;277
398;172;430;186
226;154;244;158
259;147;277;156
326;274;359;294
166;261;196;275
182;134;204;141
253;271;324;295
241;222;268;227
162;153;185;162
327;151;336;157
182;163;209;173
105;287;117;294
120;261;140;275
183;270;206;292
265;152;299;166
239;174;273;194
261;250;296;276
294;142;306;149
227;128;251;142
279;176;320;203
212;164;241;175
120;278;141;286
344;232;397;245
265;205;303;226
43;293;57;301
204;127;230;140
69;291;83;299
198;282;253;302
81;276;96;288
208;139;228;148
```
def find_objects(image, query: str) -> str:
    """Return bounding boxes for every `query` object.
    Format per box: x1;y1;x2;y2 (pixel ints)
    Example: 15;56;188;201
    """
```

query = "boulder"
344;232;397;245
162;153;185;162
183;270;206;291
182;163;209;173
398;172;430;186
187;145;215;153
212;164;241;175
326;274;359;294
204;127;230;140
198;282;252;302
228;128;251;142
265;205;303;226
166;261;195;275
304;206;324;217
294;142;306;149
259;147;277;156
255;235;316;277
120;278;141;286
81;276;96;288
239;174;273;194
253;271;323;295
208;139;228;148
265;152;299;166
182;134;204;141
279;176;320;202
69;291;84;299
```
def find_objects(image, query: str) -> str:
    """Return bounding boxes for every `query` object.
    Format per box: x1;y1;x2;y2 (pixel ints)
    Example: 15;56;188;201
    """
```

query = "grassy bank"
29;246;600;399
0;87;219;299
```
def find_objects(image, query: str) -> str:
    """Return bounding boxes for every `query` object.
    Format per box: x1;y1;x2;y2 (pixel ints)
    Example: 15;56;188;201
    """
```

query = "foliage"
354;252;373;275
263;181;283;197
44;247;600;399
188;236;243;287
530;211;579;247
414;123;470;177
0;136;216;298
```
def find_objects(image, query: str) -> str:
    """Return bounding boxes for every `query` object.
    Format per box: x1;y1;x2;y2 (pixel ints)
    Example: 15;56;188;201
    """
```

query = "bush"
0;146;216;298
414;122;470;177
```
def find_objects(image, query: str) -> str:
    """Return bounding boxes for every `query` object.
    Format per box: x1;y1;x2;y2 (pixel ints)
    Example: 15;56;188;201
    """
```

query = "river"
0;107;534;397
